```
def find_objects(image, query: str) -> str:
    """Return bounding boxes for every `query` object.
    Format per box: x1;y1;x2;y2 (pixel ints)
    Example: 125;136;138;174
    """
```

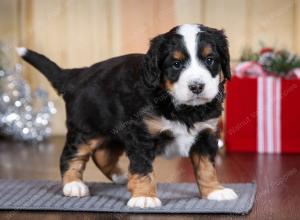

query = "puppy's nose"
188;82;205;94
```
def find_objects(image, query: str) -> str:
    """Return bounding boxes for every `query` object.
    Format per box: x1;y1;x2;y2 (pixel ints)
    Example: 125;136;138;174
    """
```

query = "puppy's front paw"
63;181;90;197
207;188;238;201
127;196;162;208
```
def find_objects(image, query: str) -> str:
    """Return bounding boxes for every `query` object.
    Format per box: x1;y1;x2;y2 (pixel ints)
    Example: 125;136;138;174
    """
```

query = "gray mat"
0;179;256;214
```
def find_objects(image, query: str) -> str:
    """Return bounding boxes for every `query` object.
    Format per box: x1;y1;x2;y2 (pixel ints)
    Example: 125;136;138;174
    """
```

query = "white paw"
63;181;90;197
207;188;238;201
112;173;128;184
127;197;162;208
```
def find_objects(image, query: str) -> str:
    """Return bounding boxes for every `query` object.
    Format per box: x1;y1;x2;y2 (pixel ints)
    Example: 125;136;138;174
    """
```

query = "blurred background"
0;0;299;136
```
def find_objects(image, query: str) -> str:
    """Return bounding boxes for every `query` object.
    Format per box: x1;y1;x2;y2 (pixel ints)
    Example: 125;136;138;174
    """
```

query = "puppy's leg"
125;129;161;208
92;144;127;184
127;171;161;208
190;130;238;201
60;133;103;197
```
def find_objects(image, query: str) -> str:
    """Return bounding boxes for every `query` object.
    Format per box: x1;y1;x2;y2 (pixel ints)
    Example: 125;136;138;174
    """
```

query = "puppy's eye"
172;61;182;70
205;57;215;66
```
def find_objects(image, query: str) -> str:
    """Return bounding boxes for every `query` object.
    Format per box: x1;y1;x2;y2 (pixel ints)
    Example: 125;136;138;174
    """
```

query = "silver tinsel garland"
0;44;56;142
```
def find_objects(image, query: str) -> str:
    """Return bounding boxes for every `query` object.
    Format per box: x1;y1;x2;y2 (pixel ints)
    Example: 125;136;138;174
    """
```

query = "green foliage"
264;50;300;77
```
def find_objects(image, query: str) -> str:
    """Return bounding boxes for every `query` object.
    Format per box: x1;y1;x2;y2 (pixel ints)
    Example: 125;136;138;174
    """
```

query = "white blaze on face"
172;24;219;106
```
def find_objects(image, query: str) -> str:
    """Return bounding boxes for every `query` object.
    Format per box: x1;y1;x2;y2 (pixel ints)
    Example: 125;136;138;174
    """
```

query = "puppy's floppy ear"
215;29;231;80
143;34;165;88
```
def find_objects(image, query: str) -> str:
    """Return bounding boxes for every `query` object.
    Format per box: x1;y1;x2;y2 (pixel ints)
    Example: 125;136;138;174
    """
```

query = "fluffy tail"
16;47;67;94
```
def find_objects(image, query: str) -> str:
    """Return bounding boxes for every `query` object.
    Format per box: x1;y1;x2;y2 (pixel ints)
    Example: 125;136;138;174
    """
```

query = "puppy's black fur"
20;24;230;179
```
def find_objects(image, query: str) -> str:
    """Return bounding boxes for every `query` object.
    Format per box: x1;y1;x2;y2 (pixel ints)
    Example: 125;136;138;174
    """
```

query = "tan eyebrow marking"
173;50;185;60
202;45;213;57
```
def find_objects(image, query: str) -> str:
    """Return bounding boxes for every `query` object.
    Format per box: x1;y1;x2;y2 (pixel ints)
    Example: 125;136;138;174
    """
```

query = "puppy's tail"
16;47;67;94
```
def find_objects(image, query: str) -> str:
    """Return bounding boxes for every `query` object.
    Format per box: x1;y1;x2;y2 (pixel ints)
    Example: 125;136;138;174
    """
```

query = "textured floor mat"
0;179;255;214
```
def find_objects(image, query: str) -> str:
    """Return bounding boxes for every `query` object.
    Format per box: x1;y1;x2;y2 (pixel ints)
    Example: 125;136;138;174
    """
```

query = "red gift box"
225;75;300;153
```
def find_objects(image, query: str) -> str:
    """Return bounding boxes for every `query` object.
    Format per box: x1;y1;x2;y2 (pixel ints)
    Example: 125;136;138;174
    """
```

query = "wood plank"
0;0;18;42
17;0;122;135
248;0;295;52
204;0;248;60
120;0;175;54
295;0;300;53
0;0;19;64
174;0;204;24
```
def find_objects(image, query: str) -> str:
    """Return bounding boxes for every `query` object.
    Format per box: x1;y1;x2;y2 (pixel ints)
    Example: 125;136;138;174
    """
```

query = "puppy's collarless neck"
151;90;223;127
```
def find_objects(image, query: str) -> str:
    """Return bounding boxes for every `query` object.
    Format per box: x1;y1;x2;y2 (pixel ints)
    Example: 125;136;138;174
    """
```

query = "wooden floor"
0;136;299;220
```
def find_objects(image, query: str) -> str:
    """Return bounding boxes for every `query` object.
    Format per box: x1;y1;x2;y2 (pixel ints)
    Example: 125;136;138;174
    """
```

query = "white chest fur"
159;117;218;159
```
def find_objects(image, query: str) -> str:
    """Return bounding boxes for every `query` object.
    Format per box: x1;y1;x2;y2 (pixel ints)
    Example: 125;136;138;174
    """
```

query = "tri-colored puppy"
17;24;238;208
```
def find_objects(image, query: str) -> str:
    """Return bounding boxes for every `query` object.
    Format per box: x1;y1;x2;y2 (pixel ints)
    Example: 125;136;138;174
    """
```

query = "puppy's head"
144;24;230;106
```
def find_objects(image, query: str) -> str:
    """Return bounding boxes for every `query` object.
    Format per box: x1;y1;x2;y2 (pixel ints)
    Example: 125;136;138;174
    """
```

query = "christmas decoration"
225;46;300;153
0;42;56;142
239;47;300;78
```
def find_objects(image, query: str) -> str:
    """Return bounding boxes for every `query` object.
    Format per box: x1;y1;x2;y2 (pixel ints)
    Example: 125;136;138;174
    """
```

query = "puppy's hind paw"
63;181;90;197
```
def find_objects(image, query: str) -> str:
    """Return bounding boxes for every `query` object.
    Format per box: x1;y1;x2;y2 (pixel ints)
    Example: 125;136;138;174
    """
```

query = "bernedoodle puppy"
17;24;238;208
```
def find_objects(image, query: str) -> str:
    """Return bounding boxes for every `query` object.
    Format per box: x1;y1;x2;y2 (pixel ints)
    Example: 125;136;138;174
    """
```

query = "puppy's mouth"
185;95;211;105
189;93;208;100
168;89;212;106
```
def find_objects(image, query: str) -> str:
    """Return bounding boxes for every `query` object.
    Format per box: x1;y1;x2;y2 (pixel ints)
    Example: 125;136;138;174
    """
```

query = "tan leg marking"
92;146;126;183
127;172;157;197
190;153;223;198
63;137;104;184
127;172;162;208
62;137;104;197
